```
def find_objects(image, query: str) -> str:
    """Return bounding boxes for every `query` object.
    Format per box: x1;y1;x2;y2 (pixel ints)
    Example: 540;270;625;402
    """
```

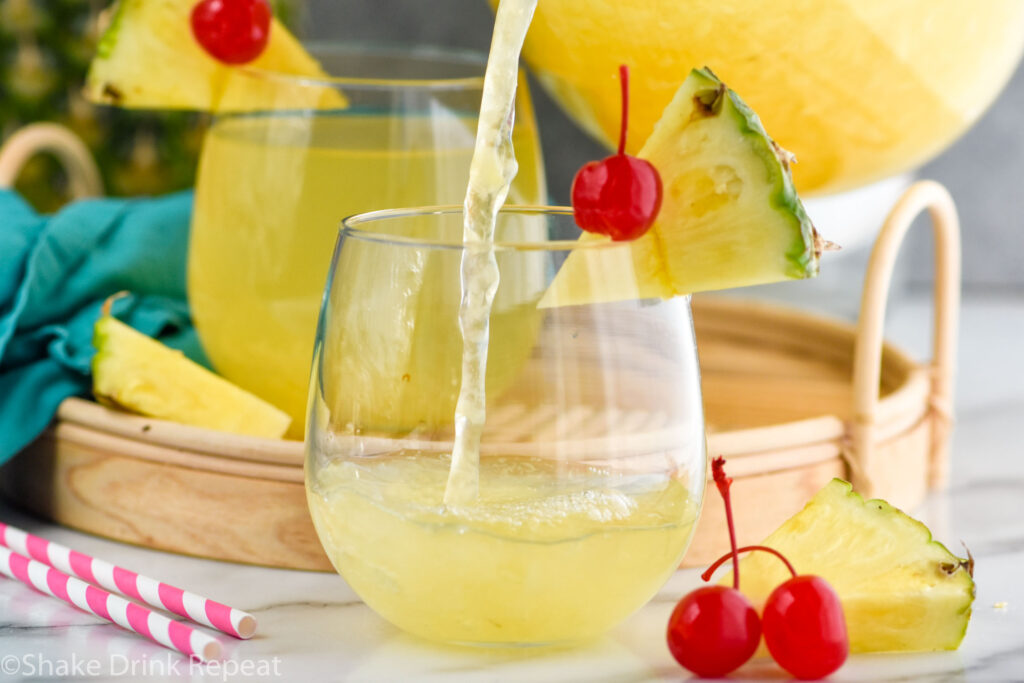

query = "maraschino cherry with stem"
571;65;663;241
703;546;849;680
191;0;272;65
666;457;760;677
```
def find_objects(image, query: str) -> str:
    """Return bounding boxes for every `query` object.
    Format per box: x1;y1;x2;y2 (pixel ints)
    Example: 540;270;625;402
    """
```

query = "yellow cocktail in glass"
306;207;706;645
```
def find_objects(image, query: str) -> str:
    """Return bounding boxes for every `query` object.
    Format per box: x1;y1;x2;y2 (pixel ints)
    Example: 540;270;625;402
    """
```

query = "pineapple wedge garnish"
541;68;820;307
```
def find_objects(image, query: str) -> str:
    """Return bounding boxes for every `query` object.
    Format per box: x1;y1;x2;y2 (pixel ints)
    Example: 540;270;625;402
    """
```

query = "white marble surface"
2;294;1023;682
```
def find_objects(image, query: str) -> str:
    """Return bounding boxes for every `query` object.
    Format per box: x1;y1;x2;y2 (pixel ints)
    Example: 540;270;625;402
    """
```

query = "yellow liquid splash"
446;0;540;505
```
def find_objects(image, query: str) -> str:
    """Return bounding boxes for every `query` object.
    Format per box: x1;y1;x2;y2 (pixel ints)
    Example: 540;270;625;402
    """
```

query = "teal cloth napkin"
0;189;205;464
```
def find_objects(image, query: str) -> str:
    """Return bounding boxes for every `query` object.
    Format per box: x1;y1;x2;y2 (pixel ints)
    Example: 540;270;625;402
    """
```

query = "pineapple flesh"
732;479;975;653
93;313;291;439
541;68;820;307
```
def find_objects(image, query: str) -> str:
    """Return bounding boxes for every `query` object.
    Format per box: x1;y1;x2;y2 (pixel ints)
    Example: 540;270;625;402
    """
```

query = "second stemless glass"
305;207;706;646
187;46;545;436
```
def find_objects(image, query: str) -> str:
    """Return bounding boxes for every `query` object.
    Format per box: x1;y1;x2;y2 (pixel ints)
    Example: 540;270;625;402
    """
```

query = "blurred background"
2;0;1022;295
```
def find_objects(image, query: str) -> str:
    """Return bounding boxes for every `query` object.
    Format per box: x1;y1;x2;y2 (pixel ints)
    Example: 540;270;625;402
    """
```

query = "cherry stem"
700;545;799;583
711;456;740;590
617;64;629;156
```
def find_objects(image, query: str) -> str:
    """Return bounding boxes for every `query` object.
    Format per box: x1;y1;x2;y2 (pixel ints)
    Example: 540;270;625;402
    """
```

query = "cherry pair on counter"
667;457;849;680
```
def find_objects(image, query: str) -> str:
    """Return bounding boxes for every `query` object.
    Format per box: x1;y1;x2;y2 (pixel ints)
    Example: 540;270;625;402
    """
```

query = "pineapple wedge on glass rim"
85;0;345;112
541;67;822;307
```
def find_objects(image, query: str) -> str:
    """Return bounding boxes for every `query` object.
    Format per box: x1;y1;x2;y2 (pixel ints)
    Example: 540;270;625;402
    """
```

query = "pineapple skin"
707;67;820;282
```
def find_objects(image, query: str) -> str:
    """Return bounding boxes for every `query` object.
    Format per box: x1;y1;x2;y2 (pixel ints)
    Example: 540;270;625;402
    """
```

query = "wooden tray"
0;126;960;571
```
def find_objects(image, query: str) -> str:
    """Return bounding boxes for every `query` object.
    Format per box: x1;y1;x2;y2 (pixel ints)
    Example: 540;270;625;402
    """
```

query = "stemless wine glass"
305;206;706;646
187;46;545;436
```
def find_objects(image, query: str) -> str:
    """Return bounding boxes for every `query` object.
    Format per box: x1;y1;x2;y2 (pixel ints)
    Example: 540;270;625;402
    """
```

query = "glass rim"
237;42;488;91
340;205;631;252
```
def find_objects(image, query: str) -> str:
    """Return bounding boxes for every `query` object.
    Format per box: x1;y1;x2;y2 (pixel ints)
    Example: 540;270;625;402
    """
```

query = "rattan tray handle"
0;123;103;198
850;180;961;498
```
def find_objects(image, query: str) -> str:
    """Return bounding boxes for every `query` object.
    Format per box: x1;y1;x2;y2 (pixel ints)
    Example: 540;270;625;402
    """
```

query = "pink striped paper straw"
0;545;221;661
0;522;256;639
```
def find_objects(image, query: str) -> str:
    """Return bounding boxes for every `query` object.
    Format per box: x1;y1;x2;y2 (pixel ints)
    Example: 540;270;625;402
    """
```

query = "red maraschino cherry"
191;0;272;65
571;65;663;241
763;574;849;680
701;546;849;679
666;457;760;677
